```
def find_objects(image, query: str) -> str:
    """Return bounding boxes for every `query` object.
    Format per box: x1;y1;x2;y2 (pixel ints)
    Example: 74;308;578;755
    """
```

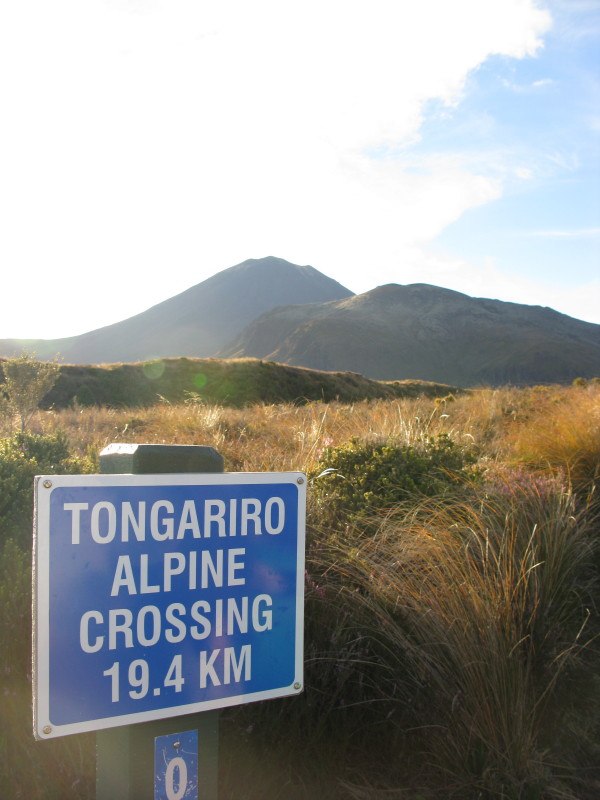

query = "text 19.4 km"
102;645;251;703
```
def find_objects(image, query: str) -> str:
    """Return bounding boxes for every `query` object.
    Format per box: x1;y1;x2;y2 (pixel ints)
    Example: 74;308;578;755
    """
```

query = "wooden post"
96;443;223;800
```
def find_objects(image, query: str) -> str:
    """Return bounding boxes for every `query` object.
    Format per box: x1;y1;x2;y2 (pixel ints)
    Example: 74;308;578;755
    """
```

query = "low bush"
0;431;89;547
0;434;96;800
0;353;60;432
0;537;94;800
311;433;475;527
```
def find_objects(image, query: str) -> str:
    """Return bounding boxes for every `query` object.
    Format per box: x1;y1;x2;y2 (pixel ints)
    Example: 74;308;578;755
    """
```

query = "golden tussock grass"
508;383;600;496
30;388;529;472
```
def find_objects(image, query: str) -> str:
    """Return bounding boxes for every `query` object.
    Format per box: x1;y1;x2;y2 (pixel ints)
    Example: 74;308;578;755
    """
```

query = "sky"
0;0;598;339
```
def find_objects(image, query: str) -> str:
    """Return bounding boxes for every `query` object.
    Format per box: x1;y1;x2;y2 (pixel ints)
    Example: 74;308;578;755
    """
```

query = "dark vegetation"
0;356;599;798
1;356;460;409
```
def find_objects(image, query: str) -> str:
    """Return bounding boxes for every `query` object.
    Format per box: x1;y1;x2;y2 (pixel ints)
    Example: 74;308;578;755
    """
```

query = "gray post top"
99;443;224;475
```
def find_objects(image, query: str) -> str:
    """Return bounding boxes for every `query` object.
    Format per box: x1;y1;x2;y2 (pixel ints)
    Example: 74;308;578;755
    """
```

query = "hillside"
33;357;458;409
221;283;600;386
0;257;353;364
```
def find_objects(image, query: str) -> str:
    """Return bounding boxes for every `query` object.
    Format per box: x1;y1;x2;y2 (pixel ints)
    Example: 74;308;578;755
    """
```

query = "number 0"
165;756;188;800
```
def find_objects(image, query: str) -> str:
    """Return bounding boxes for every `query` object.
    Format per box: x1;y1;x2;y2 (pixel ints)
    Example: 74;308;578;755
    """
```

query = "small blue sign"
154;730;198;800
33;472;305;738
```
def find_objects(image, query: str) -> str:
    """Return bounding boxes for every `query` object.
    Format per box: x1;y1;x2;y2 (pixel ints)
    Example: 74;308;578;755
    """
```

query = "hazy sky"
1;0;598;339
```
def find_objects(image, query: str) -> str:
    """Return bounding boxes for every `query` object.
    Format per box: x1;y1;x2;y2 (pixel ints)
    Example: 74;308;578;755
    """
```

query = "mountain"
220;283;600;386
3;258;599;386
0;257;353;364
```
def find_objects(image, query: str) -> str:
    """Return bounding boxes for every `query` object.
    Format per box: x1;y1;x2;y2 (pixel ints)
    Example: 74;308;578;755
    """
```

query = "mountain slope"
220;283;600;386
0;257;353;363
21;357;458;409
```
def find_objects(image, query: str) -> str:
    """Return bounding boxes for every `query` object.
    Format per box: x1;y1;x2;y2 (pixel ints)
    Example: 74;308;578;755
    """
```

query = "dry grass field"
26;385;526;468
1;380;599;798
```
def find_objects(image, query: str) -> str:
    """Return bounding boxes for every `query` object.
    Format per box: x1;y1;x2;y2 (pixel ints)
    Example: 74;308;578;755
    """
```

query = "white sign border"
33;471;306;739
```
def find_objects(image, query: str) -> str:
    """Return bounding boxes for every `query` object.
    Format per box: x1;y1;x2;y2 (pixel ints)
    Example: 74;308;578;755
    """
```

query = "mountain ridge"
221;282;600;386
2;258;599;386
0;257;353;363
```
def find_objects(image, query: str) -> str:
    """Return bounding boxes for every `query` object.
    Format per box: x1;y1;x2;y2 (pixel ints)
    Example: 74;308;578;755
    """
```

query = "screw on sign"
154;730;198;800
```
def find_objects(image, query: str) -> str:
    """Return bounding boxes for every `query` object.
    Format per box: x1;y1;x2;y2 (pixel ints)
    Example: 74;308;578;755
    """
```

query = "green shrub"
0;439;38;543
311;434;474;526
0;353;60;432
0;538;30;679
0;435;95;799
0;431;89;547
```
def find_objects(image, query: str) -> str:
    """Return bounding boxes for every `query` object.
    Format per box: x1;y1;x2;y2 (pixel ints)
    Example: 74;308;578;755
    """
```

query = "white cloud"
514;166;535;180
0;1;553;337
502;76;555;92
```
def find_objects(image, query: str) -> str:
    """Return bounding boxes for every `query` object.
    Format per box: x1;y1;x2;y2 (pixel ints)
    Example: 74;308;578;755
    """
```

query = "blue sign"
154;730;198;800
33;472;306;738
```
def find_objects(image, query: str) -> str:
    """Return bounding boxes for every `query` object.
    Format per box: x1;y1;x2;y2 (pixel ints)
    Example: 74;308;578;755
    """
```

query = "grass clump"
509;384;600;499
331;471;598;798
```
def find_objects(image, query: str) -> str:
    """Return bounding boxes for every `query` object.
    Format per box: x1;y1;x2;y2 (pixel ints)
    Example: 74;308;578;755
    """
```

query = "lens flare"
143;360;166;380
